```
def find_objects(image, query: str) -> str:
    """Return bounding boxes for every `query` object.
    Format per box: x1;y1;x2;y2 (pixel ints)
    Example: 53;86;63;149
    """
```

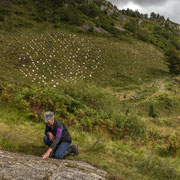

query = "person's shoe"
71;144;79;156
63;146;73;158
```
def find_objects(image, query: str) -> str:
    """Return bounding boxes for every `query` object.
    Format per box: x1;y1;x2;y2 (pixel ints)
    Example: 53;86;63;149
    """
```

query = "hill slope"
0;29;168;87
0;0;180;180
0;0;180;51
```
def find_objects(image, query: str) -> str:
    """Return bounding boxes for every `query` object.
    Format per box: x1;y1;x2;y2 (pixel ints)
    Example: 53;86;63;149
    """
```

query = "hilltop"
0;0;180;51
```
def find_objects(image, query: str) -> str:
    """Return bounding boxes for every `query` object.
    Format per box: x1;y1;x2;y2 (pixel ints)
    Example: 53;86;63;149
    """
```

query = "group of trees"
121;8;167;22
121;8;148;19
150;12;165;21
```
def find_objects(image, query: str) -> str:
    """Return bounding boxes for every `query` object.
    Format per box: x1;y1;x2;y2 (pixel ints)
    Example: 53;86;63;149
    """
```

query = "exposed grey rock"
94;26;109;34
106;9;114;16
117;14;127;22
138;20;143;26
100;4;118;16
114;24;126;31
0;149;107;180
79;23;108;34
100;5;108;12
79;23;91;31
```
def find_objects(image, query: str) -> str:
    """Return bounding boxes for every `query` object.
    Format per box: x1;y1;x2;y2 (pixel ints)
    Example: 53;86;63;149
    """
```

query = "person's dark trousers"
43;135;71;159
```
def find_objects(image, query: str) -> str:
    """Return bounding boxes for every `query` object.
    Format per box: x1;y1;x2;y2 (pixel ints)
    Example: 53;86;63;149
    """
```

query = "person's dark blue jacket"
45;119;72;150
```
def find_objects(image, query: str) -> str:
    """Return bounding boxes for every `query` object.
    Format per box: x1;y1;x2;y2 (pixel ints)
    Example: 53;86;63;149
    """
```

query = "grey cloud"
128;0;167;6
109;0;168;6
108;0;180;24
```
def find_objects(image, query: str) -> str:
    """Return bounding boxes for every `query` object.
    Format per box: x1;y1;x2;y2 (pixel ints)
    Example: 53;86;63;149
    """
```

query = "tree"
165;49;180;75
143;14;148;19
150;12;156;19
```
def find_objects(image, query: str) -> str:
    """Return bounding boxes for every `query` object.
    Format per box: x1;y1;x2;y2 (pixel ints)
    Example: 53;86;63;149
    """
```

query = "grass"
0;28;168;88
0;27;179;179
0;76;180;179
0;108;179;179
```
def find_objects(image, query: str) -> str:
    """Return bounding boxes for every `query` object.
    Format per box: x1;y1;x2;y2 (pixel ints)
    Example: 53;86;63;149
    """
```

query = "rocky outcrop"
114;24;126;31
79;23;108;34
117;14;127;22
0;149;107;180
138;20;143;26
79;23;92;31
94;25;109;33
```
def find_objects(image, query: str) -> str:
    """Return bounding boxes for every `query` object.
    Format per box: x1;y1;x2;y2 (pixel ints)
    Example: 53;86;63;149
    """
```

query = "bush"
2;82;147;139
137;28;150;42
149;104;157;118
124;19;139;33
157;136;179;157
79;3;101;18
112;112;147;139
59;7;84;26
0;15;4;21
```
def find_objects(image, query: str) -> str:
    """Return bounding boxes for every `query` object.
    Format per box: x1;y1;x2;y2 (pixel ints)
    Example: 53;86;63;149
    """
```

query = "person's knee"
54;151;64;159
43;136;49;144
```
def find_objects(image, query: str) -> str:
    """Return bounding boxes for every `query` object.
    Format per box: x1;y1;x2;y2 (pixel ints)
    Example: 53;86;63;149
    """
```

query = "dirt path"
135;80;165;105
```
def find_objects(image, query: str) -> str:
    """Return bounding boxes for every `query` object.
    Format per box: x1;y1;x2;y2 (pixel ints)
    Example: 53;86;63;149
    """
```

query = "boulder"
0;149;107;180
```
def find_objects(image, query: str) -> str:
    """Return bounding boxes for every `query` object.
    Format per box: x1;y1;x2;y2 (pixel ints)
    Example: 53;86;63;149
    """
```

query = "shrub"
0;15;4;21
157;136;179;157
2;82;147;139
149;104;157;118
59;7;84;26
79;3;101;18
137;28;150;42
112;113;147;139
124;19;139;33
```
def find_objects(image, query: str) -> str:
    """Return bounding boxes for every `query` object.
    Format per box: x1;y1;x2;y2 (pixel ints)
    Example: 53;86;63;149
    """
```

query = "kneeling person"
42;111;78;159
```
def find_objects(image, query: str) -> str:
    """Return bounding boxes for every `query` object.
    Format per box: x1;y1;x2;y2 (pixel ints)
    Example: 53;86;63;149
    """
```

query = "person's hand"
48;132;55;141
42;151;50;159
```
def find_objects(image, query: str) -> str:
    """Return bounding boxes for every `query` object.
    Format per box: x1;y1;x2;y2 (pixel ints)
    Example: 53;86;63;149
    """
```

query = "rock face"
0;150;107;180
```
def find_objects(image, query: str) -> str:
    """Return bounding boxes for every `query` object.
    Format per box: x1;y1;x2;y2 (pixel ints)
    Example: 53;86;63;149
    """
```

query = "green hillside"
0;0;180;51
0;29;168;86
0;0;180;179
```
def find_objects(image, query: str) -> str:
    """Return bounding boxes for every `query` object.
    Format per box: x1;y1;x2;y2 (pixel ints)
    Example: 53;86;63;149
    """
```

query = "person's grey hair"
44;111;54;123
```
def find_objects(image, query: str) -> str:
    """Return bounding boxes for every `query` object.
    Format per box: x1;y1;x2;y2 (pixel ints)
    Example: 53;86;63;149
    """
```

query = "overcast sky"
108;0;180;24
